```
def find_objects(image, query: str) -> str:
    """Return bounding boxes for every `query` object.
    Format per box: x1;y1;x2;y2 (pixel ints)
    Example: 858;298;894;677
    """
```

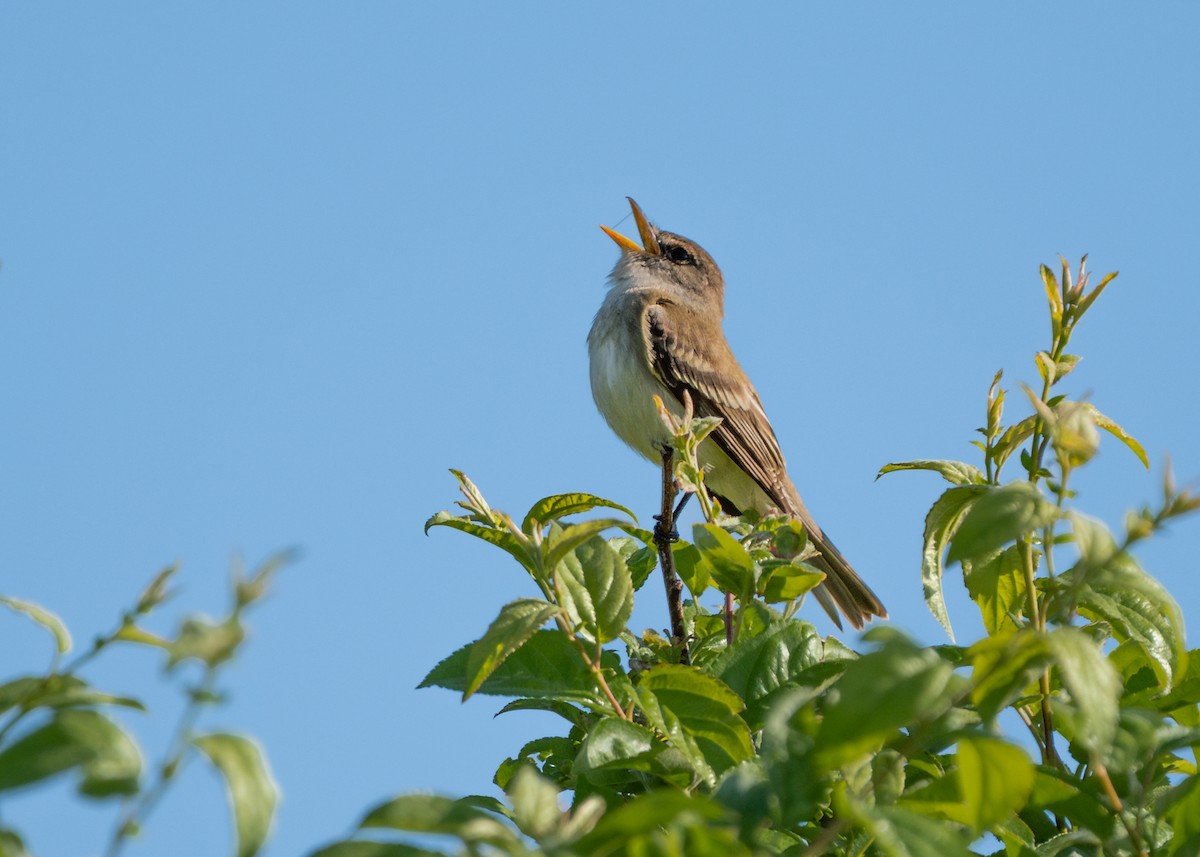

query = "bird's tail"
807;531;887;630
780;488;887;630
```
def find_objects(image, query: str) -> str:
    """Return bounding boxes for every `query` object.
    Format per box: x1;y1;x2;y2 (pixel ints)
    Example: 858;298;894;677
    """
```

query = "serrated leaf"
463;599;559;700
419;630;602;705
521;493;635;535
946;482;1057;565
636;665;753;783
708;620;826;730
543;518;630;572
1083;404;1149;468
423;512;537;576
0;597;71;655
692;524;756;601
192;733;278;857
556;536;633;643
877;460;986;486
963;545;1026;635
1076;553;1186;693
1046;627;1121;758
494;698;587;727
920;486;989;641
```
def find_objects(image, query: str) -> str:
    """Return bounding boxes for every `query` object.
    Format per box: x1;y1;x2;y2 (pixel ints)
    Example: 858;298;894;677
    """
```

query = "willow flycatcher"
588;197;886;629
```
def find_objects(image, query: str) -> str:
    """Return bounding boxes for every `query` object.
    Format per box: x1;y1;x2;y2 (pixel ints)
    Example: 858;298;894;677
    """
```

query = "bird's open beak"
600;197;662;256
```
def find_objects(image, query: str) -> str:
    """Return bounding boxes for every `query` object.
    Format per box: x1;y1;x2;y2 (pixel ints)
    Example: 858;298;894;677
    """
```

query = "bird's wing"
642;299;793;514
642;297;887;630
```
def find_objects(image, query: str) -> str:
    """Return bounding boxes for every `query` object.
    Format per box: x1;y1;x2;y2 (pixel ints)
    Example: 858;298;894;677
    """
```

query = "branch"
655;446;691;666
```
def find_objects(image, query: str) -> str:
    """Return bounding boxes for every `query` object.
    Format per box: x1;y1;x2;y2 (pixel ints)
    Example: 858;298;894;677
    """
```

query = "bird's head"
601;198;724;312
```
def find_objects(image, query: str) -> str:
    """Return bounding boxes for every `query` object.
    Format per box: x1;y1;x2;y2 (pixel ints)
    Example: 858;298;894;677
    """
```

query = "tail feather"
781;487;887;630
808;533;887;630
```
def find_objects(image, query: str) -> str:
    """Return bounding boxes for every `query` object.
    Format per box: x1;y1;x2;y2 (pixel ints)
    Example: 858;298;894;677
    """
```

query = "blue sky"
2;5;1198;855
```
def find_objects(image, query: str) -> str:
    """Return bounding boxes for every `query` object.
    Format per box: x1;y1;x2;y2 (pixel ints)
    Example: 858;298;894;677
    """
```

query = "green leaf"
877;460;986;486
192;733;278;857
113;623;171;649
505;766;560;840
1045;627;1121;758
521;493;635;535
956;735;1034;833
1055;353;1081;382
1165;774;1200;857
946;482;1058;565
992;415;1038;474
419;630;602;705
969;629;1051;722
1083;404;1148;469
636;665;753;783
963;545;1027;635
817;633;959;768
856;803;974;857
307;841;444;857
493;698;587;727
1034;351;1057;386
1078;560;1186;692
0;709;141;797
360;794;519;847
423;512;537;576
0;597;71;655
708;620;827;730
463;599;559;700
672;541;709;598
1041;263;1063;329
543;518;631;572
1064;512;1187;693
135;563;180;613
0;829;30;857
0;675;145;715
577;716;660;773
920;485;989;641
168;616;245;669
692;524;756;601
758;560;825;603
556;536;633;643
608;537;657;590
572;790;728;854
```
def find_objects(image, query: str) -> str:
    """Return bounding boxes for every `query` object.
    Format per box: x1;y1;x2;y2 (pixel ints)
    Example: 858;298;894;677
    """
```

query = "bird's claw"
653;514;680;545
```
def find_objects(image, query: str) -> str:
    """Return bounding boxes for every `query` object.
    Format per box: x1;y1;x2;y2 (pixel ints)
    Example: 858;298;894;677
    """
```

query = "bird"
587;197;886;630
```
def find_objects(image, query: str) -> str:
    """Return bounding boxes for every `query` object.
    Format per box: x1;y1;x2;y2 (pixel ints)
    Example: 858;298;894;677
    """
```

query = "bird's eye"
665;245;693;265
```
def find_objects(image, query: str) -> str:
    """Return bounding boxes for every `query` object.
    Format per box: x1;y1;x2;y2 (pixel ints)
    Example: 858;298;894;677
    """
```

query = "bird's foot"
652;514;680;545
